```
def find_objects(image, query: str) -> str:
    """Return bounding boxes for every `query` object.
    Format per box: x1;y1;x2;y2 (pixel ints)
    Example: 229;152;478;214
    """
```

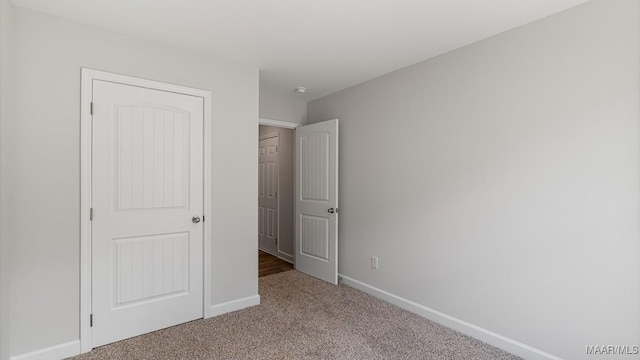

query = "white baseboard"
10;296;260;360
10;340;80;360
278;251;294;264
208;294;260;318
338;274;564;360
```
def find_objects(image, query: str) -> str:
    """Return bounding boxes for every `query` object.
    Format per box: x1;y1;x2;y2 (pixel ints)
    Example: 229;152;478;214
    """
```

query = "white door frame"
259;117;299;129
80;68;213;353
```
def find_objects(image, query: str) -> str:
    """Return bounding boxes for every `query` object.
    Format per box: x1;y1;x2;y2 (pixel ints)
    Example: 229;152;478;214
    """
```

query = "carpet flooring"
71;271;521;360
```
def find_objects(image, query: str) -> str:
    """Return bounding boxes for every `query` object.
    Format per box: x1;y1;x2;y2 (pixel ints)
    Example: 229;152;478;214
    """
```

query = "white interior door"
295;119;339;284
258;134;279;255
91;80;204;347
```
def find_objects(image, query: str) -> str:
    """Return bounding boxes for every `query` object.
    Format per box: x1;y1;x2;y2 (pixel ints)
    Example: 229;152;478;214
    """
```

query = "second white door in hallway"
259;134;279;255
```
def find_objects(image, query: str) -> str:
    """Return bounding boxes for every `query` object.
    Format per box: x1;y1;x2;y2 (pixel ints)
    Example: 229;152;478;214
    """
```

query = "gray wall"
259;88;307;125
5;7;258;357
307;0;639;359
259;125;295;261
0;0;13;359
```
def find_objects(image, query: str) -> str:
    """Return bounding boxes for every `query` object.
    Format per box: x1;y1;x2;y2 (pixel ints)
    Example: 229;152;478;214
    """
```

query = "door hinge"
90;102;94;116
89;208;93;221
276;145;278;152
90;314;93;327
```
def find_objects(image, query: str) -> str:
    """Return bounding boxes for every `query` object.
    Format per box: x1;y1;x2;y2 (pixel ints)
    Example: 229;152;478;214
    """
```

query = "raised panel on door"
301;132;330;202
300;215;329;261
115;106;189;211
92;80;204;347
113;232;189;306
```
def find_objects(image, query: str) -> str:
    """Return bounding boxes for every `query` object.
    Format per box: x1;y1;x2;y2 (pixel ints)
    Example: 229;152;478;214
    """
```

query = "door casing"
80;68;213;353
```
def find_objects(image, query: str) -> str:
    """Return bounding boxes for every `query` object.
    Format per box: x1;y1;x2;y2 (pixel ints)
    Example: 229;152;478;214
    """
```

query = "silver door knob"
192;216;201;224
328;208;335;214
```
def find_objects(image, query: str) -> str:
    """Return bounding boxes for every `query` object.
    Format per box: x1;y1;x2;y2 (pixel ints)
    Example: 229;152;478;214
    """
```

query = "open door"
295;119;339;284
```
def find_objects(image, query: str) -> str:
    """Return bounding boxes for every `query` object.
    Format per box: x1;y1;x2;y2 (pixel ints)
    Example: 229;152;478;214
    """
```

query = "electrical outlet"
371;256;379;270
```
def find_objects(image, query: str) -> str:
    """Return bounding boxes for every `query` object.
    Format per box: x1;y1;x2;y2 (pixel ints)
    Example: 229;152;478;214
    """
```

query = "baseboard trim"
278;251;294;264
10;296;261;360
338;274;564;360
208;294;260;318
10;340;80;360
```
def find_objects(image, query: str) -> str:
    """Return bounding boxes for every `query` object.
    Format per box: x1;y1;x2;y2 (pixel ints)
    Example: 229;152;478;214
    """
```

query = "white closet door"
91;80;204;347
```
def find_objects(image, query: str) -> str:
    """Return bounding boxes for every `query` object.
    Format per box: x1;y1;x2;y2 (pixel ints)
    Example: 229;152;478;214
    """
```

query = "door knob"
192;216;201;224
328;208;335;214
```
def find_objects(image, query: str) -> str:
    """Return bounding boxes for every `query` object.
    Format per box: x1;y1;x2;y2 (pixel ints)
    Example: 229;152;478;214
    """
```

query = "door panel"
300;215;329;260
113;232;189;306
116;106;189;210
258;135;279;255
92;80;204;347
295;119;338;284
300;132;330;201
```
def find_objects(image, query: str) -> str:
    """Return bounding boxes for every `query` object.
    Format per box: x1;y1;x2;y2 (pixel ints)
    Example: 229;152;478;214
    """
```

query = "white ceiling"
12;0;590;102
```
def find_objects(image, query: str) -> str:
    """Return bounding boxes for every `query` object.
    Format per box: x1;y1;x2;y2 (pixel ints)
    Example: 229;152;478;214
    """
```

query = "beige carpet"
71;271;521;360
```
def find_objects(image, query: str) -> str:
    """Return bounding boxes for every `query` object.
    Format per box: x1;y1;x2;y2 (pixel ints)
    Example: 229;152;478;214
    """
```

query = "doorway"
258;125;295;265
257;119;340;284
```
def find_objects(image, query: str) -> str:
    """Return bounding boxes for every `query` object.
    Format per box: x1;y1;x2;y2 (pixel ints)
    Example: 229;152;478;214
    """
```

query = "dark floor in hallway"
259;250;293;277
